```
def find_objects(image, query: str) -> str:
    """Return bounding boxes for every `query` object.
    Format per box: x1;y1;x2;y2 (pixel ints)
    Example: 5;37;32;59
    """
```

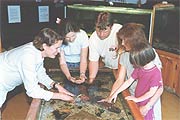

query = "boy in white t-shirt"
88;12;122;84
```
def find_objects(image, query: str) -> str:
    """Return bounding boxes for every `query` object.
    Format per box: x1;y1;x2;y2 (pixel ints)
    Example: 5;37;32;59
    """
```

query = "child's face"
96;26;111;40
65;32;76;42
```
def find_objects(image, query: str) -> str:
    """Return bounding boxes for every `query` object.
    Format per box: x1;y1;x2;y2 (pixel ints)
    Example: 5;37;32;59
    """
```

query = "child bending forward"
109;42;163;120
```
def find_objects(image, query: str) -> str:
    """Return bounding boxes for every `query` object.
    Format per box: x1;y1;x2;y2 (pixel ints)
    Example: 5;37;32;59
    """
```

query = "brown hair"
117;23;147;50
57;18;80;37
33;28;63;51
96;12;114;30
129;42;155;67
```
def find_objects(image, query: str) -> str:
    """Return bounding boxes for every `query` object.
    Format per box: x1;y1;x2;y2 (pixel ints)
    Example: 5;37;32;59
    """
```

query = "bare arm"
58;51;71;80
50;82;75;102
110;64;127;96
137;87;159;102
98;64;127;103
79;47;88;77
126;86;159;103
88;61;99;84
140;86;163;116
114;77;134;96
110;77;135;103
147;86;163;106
75;47;88;84
140;67;163;116
52;92;74;102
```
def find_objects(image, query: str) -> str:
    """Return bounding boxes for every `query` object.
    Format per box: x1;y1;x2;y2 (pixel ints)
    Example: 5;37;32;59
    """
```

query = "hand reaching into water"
53;92;74;102
98;93;118;103
56;84;75;97
110;93;118;103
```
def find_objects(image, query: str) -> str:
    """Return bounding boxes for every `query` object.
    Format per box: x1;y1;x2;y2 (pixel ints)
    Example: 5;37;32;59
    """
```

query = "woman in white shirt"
0;28;74;110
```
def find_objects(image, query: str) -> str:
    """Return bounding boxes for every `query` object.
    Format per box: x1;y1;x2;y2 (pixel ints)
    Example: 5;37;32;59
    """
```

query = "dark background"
0;0;179;54
1;1;65;49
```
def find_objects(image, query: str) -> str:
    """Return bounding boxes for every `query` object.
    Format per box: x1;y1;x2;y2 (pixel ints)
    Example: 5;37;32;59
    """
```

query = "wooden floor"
2;90;180;120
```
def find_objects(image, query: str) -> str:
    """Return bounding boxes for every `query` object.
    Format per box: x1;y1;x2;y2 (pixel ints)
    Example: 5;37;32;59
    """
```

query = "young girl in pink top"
109;42;163;120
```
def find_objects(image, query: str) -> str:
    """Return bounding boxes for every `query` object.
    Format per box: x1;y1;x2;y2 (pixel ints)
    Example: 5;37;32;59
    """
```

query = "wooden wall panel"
157;49;180;96
174;61;180;95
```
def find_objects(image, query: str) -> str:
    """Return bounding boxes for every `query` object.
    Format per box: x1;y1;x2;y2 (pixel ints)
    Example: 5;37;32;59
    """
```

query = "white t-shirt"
61;29;89;63
89;23;122;69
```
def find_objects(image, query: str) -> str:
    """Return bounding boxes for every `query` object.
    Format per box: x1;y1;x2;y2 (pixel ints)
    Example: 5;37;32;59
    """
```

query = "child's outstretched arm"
109;77;135;103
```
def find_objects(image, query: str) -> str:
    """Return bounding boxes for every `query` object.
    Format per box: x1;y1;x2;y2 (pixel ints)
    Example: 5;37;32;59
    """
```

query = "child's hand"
74;79;84;84
71;75;86;84
109;93;118;103
79;74;87;83
125;96;138;102
68;76;76;83
74;73;87;84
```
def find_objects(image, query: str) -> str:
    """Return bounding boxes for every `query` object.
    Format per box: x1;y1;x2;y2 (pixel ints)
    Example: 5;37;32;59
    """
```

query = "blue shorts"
66;62;80;69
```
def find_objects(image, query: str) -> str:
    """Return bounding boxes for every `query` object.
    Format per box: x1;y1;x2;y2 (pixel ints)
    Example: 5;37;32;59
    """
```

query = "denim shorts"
66;62;80;69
